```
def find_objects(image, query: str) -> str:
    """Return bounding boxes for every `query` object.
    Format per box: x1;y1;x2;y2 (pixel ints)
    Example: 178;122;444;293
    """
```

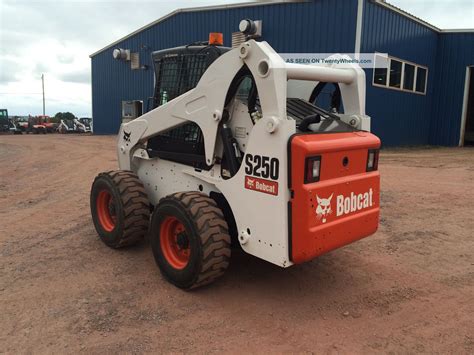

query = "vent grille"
130;52;140;70
231;32;246;48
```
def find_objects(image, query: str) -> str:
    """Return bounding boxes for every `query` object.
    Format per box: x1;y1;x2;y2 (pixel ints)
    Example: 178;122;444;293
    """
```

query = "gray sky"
0;0;473;117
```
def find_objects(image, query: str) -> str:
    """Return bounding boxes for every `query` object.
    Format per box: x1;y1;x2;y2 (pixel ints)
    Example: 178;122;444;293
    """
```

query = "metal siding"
361;0;438;146
430;33;474;145
91;0;358;134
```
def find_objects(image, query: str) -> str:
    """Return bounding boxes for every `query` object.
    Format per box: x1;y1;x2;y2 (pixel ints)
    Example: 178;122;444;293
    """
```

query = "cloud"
0;70;16;84
34;62;50;74
0;58;19;83
59;69;90;84
57;54;75;64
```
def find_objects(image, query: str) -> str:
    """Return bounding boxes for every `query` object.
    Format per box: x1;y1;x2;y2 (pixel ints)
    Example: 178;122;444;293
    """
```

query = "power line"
0;92;43;95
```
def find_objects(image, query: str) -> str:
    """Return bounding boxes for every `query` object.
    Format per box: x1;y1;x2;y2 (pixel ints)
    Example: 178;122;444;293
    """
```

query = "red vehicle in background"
16;115;58;134
18;116;46;134
37;115;58;133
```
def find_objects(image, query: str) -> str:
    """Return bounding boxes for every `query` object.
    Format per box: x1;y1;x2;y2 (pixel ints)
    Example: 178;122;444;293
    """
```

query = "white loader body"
115;40;371;267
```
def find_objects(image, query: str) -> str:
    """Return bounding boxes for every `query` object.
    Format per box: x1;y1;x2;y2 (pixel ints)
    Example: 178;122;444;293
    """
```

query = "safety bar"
285;63;356;84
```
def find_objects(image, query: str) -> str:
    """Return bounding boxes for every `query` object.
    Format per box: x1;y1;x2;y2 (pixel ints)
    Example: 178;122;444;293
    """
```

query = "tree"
53;112;77;123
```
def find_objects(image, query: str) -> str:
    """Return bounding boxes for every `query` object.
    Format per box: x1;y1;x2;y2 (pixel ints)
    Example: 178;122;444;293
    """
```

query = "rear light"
305;156;321;183
367;149;379;172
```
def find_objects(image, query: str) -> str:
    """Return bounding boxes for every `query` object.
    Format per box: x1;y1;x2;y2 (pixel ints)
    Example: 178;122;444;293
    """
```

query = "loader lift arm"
117;40;368;172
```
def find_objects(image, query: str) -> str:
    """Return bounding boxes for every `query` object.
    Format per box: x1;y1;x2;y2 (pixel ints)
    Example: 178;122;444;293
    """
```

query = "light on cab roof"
209;32;223;46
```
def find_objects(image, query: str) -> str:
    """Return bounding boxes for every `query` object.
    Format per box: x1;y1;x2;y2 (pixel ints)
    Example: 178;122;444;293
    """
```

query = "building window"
373;54;428;95
403;63;415;91
373;67;387;86
389;59;402;88
416;67;427;93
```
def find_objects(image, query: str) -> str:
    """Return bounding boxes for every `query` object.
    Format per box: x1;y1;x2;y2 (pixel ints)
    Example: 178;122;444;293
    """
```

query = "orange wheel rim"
96;190;116;232
160;216;190;270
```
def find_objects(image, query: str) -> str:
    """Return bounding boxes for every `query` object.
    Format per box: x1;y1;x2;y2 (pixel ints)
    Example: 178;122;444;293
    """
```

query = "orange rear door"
288;132;381;264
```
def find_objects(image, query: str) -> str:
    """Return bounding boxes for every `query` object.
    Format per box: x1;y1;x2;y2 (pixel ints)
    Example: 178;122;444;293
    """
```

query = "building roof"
90;0;474;58
89;0;304;58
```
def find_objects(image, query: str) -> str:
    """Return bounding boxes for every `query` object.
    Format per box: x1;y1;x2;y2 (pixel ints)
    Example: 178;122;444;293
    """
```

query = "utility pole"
41;74;45;116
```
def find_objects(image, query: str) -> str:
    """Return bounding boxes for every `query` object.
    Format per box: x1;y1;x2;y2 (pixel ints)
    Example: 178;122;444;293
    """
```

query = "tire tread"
164;192;231;288
94;170;150;247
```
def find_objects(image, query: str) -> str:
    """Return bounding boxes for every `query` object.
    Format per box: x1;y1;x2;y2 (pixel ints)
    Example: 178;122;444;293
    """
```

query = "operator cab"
146;39;358;177
146;44;230;170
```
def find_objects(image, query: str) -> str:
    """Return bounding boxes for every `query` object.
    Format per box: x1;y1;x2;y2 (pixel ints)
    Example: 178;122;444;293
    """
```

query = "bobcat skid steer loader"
75;118;92;133
58;119;77;133
90;37;380;289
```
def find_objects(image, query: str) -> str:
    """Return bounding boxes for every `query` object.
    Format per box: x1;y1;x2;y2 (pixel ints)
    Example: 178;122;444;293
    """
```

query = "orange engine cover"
288;132;381;264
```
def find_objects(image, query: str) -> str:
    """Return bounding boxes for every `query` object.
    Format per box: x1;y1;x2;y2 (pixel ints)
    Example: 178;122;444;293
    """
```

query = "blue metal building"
90;0;474;146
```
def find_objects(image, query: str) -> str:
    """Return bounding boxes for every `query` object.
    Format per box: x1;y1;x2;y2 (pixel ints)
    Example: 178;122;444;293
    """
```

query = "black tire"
90;170;150;248
151;192;231;289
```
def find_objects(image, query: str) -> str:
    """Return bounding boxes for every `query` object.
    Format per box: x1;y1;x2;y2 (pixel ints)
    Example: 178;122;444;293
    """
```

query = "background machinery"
0;110;22;134
0;109;9;132
0;108;10;132
8;119;23;134
37;115;58;133
25;116;47;134
58;118;77;133
90;30;380;290
75;117;92;133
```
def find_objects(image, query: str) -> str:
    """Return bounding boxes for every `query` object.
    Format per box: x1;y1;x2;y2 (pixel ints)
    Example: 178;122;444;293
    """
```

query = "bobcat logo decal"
316;194;333;223
123;130;131;142
247;178;255;188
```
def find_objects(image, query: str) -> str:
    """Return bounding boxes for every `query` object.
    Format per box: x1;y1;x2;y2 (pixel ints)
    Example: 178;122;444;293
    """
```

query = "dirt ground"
0;134;473;354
